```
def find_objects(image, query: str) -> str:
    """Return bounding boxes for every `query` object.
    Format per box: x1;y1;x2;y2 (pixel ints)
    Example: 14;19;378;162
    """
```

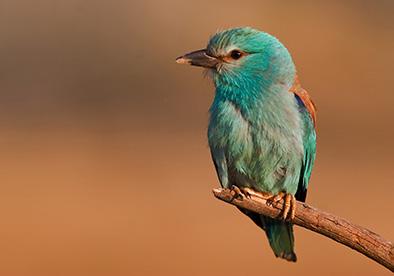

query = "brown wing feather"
289;76;317;127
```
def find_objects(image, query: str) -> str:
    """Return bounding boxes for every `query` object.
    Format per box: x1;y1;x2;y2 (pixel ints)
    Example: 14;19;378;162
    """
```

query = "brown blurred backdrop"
0;1;393;275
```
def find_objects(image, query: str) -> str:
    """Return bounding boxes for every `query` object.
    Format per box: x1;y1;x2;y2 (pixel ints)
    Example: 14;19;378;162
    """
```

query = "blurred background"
0;0;393;275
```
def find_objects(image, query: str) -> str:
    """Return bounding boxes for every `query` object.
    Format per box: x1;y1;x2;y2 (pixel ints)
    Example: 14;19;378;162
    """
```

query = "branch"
213;188;394;271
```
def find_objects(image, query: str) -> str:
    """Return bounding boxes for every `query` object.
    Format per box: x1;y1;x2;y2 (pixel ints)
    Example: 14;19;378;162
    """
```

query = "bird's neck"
212;61;295;113
213;76;292;115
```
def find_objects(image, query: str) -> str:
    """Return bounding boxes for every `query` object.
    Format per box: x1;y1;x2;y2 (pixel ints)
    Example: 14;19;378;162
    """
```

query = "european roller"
176;27;317;262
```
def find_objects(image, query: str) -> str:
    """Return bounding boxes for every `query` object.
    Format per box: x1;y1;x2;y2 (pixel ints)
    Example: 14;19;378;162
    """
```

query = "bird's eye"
230;50;243;60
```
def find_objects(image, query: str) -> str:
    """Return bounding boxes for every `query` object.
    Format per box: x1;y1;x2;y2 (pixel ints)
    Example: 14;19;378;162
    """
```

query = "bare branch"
213;188;394;271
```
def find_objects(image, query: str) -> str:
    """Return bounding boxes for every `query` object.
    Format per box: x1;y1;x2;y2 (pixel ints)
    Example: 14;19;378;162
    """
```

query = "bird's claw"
239;187;253;199
267;192;285;205
230;185;244;200
230;186;253;200
267;192;296;221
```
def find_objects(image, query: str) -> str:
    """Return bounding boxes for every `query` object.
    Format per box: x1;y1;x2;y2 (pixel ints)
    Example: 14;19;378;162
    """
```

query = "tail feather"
262;216;297;262
237;208;297;262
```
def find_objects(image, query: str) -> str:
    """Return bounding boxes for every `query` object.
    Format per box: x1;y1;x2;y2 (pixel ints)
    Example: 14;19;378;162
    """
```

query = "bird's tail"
263;216;297;262
237;208;297;262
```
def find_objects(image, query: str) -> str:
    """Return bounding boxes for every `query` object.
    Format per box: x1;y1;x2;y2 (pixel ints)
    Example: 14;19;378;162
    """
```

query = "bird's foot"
230;186;273;201
230;186;255;200
240;187;272;199
230;185;243;200
267;192;296;221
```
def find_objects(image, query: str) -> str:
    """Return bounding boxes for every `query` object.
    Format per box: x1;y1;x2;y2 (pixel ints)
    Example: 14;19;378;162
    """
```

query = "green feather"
264;217;297;262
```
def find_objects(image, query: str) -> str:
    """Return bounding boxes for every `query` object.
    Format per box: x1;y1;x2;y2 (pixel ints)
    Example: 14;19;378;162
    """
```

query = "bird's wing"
210;147;230;189
289;76;317;202
289;76;317;127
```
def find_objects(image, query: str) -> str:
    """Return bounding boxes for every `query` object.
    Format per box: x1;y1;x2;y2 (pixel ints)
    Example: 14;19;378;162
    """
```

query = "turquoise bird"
176;27;316;262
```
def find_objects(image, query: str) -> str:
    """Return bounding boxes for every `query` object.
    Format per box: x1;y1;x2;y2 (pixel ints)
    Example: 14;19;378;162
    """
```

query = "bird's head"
176;27;296;90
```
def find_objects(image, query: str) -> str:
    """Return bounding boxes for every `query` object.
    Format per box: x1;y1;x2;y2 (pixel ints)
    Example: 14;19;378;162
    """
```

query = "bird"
176;27;317;262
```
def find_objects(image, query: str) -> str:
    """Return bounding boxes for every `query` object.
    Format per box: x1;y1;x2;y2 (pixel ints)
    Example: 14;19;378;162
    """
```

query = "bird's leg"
267;192;296;221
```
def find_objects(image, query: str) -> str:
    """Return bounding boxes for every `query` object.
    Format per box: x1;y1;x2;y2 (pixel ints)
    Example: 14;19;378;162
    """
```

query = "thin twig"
212;188;394;271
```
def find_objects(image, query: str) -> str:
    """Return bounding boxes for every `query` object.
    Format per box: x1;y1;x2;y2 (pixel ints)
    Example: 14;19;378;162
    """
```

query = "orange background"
1;1;393;275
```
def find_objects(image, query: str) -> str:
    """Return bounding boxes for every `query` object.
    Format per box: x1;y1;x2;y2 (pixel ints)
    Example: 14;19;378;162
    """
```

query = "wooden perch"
213;188;394;271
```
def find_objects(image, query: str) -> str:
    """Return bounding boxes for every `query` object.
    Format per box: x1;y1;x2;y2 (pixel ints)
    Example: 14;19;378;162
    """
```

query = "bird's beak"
176;49;219;69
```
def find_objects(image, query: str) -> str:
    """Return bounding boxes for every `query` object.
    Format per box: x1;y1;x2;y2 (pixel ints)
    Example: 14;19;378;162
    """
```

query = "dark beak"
176;49;218;69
